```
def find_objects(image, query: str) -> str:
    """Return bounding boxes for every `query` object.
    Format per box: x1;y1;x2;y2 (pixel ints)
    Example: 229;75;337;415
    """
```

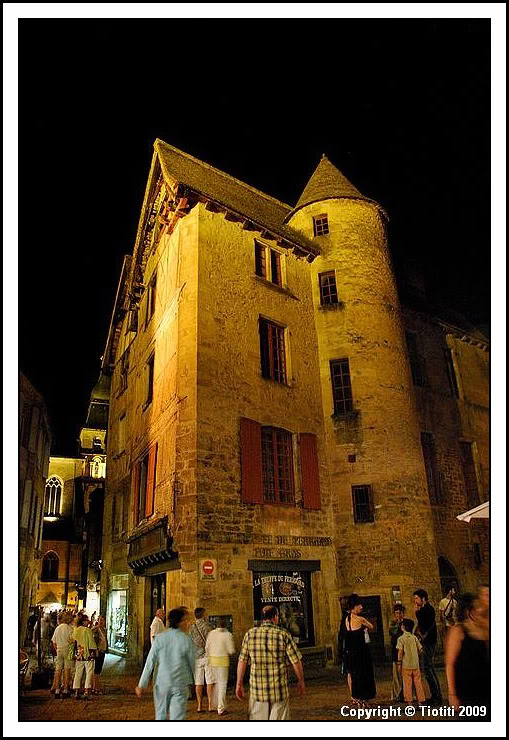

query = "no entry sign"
200;558;217;581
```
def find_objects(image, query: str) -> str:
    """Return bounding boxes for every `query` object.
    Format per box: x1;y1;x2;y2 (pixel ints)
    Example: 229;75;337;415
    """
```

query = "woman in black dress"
344;594;376;706
445;592;489;719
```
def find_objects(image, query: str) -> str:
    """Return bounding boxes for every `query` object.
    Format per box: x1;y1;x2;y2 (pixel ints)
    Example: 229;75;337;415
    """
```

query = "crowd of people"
29;609;109;699
134;584;489;721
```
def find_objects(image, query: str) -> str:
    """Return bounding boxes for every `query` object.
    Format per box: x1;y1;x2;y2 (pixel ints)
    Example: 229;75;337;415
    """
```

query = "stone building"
100;140;489;665
20;373;52;642
36;374;109;615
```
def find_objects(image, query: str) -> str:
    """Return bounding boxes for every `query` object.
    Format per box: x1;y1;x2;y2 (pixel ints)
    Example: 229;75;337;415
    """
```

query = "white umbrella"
456;501;489;522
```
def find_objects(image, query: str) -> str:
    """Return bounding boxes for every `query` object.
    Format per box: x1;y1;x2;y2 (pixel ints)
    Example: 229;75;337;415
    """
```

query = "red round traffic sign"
202;560;214;575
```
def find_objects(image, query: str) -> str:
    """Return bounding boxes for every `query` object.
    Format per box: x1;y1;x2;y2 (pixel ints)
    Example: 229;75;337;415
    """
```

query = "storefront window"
108;574;129;653
252;571;315;647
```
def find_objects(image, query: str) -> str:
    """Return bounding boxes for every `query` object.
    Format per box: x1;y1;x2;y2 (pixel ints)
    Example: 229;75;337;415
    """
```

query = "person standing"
50;611;75;697
413;588;443;705
72;612;97;699
189;607;215;712
344;594;376;707
396;618;425;705
445;592;489;716
389;603;406;702
135;608;196;721
439;585;458;636
92;615;108;694
150;608;166;645
236;604;305;721
205;617;235;716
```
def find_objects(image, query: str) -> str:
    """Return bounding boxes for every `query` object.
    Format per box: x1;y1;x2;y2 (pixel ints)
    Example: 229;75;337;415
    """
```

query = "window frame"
144;352;155;407
420;432;442;504
405;330;426;387
41;551;59;580
44;476;63;516
261;426;295;505
313;213;329;237
319;270;339;305
259;317;287;384
254;240;284;287
330;358;354;414
352;484;375;523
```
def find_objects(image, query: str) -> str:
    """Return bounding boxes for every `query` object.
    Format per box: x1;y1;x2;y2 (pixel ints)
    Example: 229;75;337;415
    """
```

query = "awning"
456;501;489;522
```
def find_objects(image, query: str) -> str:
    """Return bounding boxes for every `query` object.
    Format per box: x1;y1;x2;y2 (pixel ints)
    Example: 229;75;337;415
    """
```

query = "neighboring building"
20;373;52;643
100;140;489;665
36;373;110;615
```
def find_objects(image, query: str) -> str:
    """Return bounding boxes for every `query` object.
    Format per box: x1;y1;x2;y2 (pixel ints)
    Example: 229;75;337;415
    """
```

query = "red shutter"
240;417;263;504
145;443;158;518
132;462;140;525
300;433;321;510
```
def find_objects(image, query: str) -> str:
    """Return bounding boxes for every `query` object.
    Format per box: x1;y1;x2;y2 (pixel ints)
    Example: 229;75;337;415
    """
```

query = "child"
397;618;426;704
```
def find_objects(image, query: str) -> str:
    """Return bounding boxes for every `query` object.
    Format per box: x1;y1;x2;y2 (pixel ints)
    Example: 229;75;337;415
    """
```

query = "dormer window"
313;214;329;237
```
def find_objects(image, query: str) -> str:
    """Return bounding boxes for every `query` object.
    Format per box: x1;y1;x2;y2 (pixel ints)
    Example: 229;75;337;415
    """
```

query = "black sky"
18;18;491;455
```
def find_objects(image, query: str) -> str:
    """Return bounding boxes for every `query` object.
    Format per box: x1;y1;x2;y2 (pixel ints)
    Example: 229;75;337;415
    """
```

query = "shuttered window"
300;433;321;509
240;417;263;504
240;419;320;509
352;485;374;523
260;318;286;383
133;442;158;525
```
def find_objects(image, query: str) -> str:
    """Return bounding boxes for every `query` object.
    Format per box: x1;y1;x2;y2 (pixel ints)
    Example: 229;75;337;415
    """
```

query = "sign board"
200;558;217;581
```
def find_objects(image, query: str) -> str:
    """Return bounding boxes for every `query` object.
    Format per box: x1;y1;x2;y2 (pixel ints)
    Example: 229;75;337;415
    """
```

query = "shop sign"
200;558;217;581
252;570;315;647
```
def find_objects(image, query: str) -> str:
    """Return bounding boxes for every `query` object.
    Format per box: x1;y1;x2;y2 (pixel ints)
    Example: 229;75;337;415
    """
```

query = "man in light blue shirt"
135;608;196;720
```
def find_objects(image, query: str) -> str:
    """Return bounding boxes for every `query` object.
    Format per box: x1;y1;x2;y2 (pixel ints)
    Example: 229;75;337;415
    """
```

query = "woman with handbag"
71;612;97;699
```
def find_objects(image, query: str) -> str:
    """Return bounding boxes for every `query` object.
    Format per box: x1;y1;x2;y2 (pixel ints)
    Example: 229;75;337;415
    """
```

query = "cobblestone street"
18;654;462;723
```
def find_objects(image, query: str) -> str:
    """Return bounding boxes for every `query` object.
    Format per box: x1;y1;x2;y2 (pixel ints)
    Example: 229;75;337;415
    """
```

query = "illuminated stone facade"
101;141;489;665
20;374;52;643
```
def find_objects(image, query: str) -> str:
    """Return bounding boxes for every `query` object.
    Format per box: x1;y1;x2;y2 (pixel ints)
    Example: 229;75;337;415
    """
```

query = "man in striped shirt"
236;604;305;720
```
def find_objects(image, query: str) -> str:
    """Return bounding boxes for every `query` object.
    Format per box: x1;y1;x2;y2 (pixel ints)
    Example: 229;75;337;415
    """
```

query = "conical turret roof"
286;154;386;220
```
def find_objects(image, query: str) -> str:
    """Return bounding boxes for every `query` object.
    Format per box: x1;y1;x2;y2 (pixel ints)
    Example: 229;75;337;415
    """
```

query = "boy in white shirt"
205;618;235;715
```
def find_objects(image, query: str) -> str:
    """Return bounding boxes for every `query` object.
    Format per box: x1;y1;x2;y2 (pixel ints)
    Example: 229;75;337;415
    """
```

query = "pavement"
18;653;466;723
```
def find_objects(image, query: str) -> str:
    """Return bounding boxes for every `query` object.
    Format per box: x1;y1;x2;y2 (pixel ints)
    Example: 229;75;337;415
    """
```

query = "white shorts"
194;656;214;685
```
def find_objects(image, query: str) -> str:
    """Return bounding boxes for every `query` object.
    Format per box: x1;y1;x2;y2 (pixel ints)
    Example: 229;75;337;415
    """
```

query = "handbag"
364;629;370;644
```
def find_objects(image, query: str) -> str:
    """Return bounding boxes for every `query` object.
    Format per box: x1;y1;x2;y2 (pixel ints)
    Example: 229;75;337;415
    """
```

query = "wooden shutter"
240;417;263;504
300;433;321;510
132;462;140;525
145;443;158;518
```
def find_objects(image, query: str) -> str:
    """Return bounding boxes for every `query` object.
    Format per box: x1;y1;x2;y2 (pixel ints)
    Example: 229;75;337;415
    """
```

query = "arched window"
41;551;59;580
44;476;62;516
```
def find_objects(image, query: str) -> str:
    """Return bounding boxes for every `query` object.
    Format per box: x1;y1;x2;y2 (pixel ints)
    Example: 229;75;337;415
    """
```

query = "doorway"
150;573;166;623
438;556;460;596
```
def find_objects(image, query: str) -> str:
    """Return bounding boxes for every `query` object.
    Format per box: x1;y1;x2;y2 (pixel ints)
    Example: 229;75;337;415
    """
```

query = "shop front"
108;573;129;654
248;560;320;657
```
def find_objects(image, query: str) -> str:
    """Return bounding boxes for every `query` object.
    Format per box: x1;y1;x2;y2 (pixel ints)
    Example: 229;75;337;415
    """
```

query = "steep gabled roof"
154;139;318;256
285;154;386;220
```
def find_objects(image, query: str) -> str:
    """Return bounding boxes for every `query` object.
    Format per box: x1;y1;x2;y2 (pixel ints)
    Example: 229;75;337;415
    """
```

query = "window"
352;485;374;523
93;436;102;450
405;331;426;386
459;441;480;508
270;250;282;286
261;427;295;504
319;271;338;305
255;241;267;278
330;359;353;414
44;476;62;516
119;348;129;394
420;432;442;504
118;413;126;455
145;353;155;406
444;348;460;398
313;214;329;236
252;570;315;646
133;443;158;525
259;319;286;383
146;272;157;326
254;241;283;287
41;551;59;580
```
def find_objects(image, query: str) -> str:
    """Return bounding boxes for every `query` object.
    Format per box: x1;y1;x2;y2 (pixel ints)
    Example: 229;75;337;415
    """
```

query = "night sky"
18;17;491;455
